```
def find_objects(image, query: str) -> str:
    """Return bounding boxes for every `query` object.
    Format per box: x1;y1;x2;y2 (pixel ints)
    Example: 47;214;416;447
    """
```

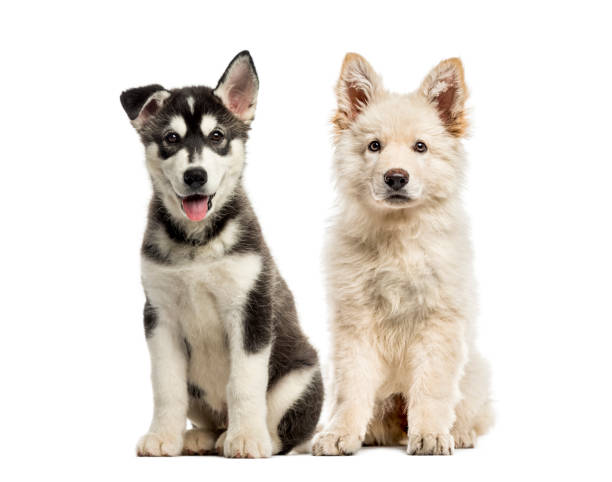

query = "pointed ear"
420;58;469;137
214;51;259;123
120;84;170;130
333;53;383;130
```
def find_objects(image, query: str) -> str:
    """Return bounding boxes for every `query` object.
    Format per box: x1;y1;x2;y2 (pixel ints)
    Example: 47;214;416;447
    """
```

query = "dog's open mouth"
180;194;215;221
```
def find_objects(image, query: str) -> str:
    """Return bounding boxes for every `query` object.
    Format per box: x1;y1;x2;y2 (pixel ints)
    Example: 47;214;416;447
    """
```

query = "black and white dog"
120;51;323;458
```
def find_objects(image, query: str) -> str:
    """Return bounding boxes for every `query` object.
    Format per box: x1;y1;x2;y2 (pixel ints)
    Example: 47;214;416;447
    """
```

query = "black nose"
183;168;207;189
384;169;409;191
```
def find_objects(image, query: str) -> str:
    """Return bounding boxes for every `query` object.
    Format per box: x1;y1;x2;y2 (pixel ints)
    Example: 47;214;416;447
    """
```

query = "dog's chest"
142;248;262;413
183;297;230;412
368;238;442;319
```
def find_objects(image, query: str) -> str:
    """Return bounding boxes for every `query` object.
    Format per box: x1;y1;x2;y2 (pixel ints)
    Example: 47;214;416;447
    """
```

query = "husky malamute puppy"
312;54;493;456
120;51;323;458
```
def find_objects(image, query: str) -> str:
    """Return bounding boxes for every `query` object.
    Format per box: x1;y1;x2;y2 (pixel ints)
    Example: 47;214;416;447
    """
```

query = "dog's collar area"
150;192;241;250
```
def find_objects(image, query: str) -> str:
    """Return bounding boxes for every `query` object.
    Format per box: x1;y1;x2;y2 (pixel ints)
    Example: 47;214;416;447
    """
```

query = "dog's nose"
183;168;207;189
383;169;409;191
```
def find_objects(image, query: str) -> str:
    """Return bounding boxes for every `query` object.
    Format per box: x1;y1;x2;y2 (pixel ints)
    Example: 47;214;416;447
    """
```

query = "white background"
1;0;611;480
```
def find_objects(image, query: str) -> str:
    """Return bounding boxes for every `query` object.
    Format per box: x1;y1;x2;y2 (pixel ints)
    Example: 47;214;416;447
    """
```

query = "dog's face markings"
120;51;258;223
142;91;248;202
186;96;195;114
200;114;218;137
333;54;469;211
168;115;188;139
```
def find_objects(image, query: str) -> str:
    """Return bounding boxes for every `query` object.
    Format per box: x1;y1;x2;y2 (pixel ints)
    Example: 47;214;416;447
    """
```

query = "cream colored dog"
312;54;493;456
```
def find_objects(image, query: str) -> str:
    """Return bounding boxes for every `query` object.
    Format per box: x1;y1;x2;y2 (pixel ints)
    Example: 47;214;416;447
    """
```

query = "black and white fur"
121;51;323;458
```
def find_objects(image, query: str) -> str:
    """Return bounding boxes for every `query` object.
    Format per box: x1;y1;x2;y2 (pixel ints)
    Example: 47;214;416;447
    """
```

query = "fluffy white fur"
313;54;493;456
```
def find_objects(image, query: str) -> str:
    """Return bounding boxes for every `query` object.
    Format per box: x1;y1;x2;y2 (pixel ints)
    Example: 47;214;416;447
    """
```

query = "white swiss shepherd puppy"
313;54;494;456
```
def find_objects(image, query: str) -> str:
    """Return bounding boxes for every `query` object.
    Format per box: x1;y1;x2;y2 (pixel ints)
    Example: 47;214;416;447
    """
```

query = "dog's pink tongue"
182;196;208;221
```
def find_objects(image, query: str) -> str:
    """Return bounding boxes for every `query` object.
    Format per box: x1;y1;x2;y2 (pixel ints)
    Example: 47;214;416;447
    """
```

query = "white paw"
407;433;454;455
182;428;216;455
452;429;476;449
223;428;272;458
136;431;183;456
312;430;362;456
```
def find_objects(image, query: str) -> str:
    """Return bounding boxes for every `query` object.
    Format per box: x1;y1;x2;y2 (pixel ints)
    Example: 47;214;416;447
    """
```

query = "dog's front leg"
312;331;382;455
406;316;467;455
222;310;272;458
137;321;188;456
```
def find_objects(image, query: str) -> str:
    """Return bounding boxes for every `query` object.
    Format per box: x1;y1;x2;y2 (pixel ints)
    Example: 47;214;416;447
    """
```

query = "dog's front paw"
407;433;454;455
223;428;272;458
312;431;362;456
137;431;183;456
182;428;216;455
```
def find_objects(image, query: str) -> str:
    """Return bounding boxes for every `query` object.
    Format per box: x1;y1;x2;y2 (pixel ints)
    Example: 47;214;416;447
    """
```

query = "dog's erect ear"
214;51;259;123
419;58;469;137
334;53;383;130
120;84;170;130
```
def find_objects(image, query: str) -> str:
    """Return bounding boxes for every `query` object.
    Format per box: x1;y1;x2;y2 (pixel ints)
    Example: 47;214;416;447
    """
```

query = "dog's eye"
368;140;381;152
209;130;225;143
414;141;427;153
164;132;181;144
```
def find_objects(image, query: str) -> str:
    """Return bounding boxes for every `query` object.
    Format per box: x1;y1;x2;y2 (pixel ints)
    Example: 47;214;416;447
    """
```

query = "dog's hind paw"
312;431;362;456
137;431;183;456
182;428;217;455
452;429;476;449
407;433;454;455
